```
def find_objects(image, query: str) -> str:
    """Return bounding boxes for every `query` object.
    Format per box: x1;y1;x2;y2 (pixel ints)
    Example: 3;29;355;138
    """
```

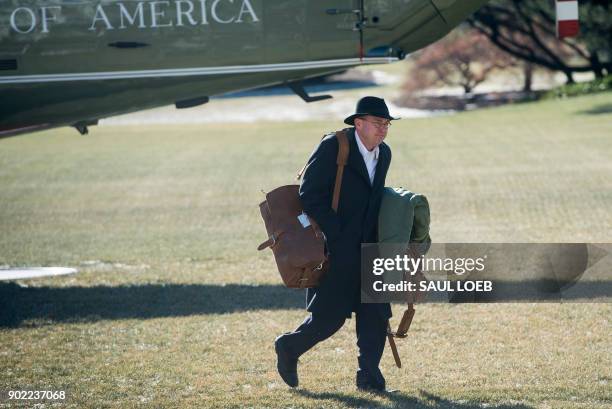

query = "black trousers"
277;302;388;387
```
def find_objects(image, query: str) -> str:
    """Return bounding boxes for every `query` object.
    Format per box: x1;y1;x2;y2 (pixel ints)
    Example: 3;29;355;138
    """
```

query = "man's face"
354;115;391;151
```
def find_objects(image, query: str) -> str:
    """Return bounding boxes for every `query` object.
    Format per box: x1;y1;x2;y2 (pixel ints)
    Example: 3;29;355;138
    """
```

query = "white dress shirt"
355;130;379;185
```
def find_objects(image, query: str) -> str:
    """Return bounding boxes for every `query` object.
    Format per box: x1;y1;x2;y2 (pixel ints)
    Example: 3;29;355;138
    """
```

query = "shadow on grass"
579;103;612;115
296;389;534;409
0;283;304;327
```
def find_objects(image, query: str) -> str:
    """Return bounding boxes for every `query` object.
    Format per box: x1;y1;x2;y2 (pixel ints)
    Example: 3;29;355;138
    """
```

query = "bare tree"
404;29;514;94
470;0;612;83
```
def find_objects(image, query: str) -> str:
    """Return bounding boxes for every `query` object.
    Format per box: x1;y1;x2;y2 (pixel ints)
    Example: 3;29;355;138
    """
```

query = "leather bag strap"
387;322;402;368
297;131;350;182
295;130;350;211
257;230;285;251
332;130;349;212
395;304;415;337
387;304;416;368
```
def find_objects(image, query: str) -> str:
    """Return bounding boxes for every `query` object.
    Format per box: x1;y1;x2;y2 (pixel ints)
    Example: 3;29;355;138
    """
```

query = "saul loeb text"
373;279;493;293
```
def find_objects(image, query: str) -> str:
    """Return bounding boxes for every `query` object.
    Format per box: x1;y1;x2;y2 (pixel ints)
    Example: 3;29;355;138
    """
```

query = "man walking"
274;96;397;392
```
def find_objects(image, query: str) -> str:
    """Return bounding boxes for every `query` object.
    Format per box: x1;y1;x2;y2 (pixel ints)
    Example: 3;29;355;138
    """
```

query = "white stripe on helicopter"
0;57;398;84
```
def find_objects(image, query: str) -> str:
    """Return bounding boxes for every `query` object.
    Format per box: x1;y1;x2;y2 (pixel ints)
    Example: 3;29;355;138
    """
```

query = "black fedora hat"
344;96;399;125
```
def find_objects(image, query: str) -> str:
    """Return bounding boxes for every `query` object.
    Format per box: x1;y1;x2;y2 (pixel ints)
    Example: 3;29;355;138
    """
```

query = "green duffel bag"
378;187;431;247
377;186;431;302
376;187;432;368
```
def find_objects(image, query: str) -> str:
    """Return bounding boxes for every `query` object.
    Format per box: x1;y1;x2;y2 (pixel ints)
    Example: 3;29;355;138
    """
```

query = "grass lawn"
1;93;611;408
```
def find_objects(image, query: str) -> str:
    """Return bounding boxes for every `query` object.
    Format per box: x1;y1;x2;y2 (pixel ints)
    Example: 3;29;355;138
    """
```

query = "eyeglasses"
359;118;392;129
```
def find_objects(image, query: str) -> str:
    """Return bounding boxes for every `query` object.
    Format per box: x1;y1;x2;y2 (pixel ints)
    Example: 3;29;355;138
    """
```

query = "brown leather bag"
257;131;349;288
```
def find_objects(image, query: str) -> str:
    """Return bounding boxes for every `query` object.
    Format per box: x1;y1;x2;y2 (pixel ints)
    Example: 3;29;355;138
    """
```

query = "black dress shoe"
356;370;386;393
356;381;385;393
356;382;398;394
274;337;298;387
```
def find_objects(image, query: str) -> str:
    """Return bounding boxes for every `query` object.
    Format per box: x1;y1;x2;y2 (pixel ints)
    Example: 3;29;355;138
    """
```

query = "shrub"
543;75;612;99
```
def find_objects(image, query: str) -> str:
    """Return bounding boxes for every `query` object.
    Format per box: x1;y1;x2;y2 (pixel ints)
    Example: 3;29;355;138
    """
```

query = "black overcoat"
299;128;392;320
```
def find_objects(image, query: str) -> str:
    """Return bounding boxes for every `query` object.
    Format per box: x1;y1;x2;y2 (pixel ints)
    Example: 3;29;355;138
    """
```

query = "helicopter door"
362;0;449;56
308;0;363;61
